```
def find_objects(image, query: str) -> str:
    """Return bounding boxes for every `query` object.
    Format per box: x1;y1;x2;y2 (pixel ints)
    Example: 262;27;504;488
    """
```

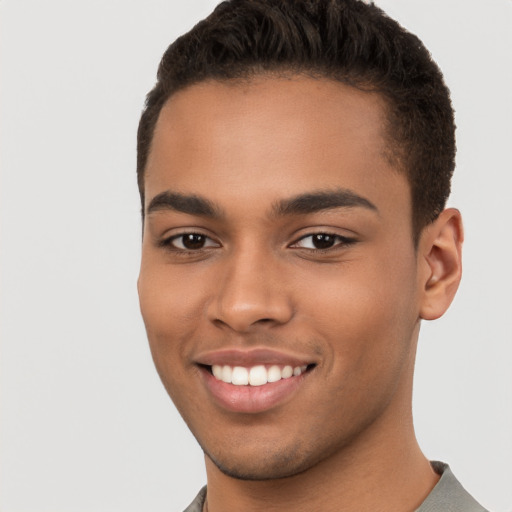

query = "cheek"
138;260;208;368
138;264;210;415
302;251;419;378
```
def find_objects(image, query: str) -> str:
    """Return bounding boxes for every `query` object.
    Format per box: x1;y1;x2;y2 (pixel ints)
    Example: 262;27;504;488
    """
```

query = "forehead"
145;76;407;216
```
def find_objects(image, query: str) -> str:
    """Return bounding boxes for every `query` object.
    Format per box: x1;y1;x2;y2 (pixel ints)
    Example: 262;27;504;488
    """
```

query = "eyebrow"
146;188;378;219
146;191;222;218
272;189;378;217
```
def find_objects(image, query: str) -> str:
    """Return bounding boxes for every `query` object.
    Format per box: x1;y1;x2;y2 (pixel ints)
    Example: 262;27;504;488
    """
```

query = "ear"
418;208;464;321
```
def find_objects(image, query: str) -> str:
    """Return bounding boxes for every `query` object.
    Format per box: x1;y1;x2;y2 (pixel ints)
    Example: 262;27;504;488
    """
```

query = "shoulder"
182;486;206;512
416;461;489;512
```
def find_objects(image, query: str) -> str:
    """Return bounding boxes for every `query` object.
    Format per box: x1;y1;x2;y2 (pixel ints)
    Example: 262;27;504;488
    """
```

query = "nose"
208;248;294;333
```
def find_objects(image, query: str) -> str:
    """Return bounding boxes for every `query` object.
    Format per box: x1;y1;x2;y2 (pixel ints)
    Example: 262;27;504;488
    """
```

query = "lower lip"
200;367;309;414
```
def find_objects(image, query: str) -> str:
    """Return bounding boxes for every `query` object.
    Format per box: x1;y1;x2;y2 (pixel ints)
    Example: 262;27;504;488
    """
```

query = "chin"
202;440;326;481
209;455;306;481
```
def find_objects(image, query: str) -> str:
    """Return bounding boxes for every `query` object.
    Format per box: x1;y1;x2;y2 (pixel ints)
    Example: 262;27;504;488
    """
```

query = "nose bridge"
209;242;293;332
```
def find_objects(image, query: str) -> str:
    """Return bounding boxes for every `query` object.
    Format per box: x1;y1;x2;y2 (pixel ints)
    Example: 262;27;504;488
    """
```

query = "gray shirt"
183;461;488;512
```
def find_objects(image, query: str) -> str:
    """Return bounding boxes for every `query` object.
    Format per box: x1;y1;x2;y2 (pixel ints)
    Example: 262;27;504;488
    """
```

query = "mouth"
195;349;317;413
203;363;314;386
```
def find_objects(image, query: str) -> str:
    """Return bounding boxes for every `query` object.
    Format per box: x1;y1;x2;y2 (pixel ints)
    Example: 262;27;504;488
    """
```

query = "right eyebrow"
146;191;223;218
271;189;379;217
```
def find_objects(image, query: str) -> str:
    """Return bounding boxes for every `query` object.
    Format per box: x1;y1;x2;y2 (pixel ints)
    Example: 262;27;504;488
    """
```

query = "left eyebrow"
146;191;222;218
271;189;379;217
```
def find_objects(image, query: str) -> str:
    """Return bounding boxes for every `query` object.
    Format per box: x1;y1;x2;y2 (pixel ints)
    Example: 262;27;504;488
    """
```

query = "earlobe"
418;208;464;321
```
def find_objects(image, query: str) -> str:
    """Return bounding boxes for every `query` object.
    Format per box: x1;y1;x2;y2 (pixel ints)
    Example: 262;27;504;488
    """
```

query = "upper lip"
195;347;316;367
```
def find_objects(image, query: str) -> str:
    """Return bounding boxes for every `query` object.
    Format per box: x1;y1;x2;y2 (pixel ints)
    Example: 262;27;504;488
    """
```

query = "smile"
195;348;317;413
211;364;308;386
197;365;315;414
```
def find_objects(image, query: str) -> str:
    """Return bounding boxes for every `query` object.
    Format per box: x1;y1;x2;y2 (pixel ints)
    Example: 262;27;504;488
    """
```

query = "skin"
138;76;463;511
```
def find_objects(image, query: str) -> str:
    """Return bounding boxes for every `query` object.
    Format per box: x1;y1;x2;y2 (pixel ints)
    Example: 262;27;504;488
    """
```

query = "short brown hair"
137;0;455;240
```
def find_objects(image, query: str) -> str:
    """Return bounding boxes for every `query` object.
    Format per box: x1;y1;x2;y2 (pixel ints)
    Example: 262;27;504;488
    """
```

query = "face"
138;77;423;480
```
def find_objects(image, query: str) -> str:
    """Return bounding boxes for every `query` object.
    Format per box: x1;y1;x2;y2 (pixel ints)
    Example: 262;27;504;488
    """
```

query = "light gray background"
1;1;511;511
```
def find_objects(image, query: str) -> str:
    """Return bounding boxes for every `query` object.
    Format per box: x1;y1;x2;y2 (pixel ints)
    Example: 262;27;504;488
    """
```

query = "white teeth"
221;365;232;383
231;366;249;385
212;365;223;379
267;365;282;383
248;365;267;386
211;363;309;386
282;365;293;379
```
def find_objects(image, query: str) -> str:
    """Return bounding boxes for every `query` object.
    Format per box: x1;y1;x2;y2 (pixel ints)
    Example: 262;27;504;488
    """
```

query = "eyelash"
159;231;356;255
290;233;356;252
159;232;219;252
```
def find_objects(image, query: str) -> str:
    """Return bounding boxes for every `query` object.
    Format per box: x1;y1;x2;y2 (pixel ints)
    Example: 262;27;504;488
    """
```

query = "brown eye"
168;233;219;250
311;234;336;249
182;234;206;249
291;233;355;251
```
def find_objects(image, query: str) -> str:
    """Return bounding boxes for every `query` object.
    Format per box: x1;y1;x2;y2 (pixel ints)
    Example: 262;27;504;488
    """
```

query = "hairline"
141;69;408;192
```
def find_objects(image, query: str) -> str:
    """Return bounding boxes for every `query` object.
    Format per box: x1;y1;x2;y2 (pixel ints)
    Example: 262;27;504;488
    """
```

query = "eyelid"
159;230;221;250
289;232;356;250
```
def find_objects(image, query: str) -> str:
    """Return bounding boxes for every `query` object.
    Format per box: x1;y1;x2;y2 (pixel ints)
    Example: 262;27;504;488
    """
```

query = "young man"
136;1;487;510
